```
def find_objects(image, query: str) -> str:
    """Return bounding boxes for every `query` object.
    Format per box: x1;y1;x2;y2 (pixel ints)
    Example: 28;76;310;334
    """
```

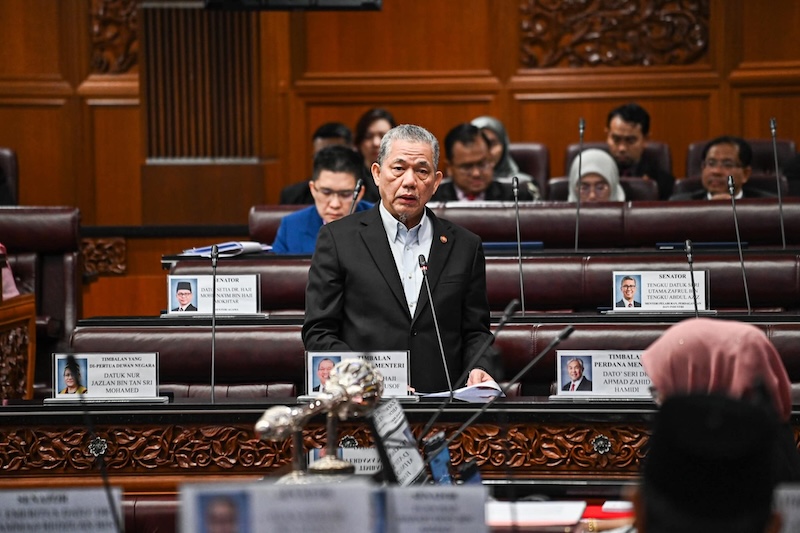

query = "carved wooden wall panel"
519;0;710;68
738;1;800;68
81;238;127;276
0;325;31;400
90;0;138;74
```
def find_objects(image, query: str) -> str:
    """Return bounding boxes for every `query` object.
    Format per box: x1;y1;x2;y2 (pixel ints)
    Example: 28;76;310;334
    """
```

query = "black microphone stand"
574;117;585;252
349;178;363;216
211;244;218;404
418;255;453;395
685;239;699;318
512;176;525;316
728;176;752;315
770;118;787;249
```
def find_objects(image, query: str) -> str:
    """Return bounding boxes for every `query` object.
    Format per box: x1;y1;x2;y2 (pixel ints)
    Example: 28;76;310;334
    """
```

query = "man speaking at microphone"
303;124;499;393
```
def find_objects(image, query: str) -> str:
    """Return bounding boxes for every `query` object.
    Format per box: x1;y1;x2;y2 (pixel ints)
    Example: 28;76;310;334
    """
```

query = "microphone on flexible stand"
574;117;585;252
211;244;219;404
66;354;123;533
423;325;575;469
685;239;699;318
728;176;752;315
418;255;453;396
349;178;364;216
770;118;787;249
512;176;526;316
417;299;520;447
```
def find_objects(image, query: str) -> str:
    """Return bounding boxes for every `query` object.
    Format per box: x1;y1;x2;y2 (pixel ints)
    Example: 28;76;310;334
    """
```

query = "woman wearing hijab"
642;318;800;482
567;148;626;202
470;116;541;199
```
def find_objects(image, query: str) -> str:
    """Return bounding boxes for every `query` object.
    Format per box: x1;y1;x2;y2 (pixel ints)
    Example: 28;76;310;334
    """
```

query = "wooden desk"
0;293;36;399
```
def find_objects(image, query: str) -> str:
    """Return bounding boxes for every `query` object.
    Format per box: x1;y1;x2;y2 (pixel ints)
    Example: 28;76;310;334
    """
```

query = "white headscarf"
567;148;625;202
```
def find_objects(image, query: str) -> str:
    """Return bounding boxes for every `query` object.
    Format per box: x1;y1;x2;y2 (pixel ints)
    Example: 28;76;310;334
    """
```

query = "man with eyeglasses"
432;123;533;202
605;103;675;200
272;145;372;254
616;275;641;308
670;136;772;201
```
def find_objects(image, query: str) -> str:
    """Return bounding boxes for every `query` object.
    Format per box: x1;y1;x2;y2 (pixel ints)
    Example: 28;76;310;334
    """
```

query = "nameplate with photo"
49;352;162;401
554;350;652;398
166;274;259;315
610;270;708;312
305;351;410;397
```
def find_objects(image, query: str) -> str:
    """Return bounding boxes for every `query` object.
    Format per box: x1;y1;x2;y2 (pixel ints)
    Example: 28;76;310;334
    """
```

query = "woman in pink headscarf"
642;317;800;482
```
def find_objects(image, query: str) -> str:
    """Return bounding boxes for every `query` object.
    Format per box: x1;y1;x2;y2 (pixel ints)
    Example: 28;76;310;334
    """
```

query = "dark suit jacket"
669;187;777;201
562;378;592;391
431;181;533;202
171;303;197;312
272;202;373;255
303;206;497;393
618;156;676;200
616;299;641;308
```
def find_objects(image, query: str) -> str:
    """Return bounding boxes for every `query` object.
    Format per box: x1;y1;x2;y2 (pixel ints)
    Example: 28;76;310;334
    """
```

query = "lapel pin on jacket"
440;235;447;243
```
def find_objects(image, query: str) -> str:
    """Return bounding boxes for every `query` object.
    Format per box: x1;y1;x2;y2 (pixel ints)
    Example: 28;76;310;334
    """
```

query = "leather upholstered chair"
508;142;550;199
0;147;18;205
564;141;673;176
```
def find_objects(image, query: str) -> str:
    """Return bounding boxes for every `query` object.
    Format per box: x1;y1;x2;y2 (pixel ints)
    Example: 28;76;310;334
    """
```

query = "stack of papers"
423;380;505;403
181;241;270;257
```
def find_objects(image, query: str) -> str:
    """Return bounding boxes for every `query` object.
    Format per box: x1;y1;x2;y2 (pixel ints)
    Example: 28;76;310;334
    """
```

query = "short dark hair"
312;122;352;145
621;275;636;286
701;136;753;167
443;123;488;162
607;103;651;136
354;108;396;145
311;145;366;183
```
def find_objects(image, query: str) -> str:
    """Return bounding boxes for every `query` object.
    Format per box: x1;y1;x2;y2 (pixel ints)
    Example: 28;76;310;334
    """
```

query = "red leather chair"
508;142;550;199
685;138;796;179
564;141;673;176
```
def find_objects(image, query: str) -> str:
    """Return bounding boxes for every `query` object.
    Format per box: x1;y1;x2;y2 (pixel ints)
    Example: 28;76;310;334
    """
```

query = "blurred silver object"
254;358;384;480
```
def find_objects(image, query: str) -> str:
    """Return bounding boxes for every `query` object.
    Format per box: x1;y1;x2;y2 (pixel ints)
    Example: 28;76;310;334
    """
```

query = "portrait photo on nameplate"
305;351;409;397
167;274;259;315
612;270;707;312
50;352;160;401
555;350;652;398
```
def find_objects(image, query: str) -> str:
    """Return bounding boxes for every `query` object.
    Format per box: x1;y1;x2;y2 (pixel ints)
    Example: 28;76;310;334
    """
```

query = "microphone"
685;239;699;318
417;299;520;446
211;244;219;404
66;354;123;533
727;176;752;315
574;117;585;252
770;117;787;249
418;255;453;395
423;325;575;469
512;176;526;316
349;178;364;215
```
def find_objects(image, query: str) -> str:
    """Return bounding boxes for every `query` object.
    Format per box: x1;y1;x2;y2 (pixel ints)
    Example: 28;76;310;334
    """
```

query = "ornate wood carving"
519;0;709;68
0;325;30;400
90;0;139;74
0;421;648;479
81;238;127;276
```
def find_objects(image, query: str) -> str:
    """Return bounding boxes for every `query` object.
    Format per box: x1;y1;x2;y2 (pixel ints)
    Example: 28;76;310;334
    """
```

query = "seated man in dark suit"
670;136;774;201
304;124;499;393
279;122;354;205
272;145;372;255
606;102;675;199
616;276;641;308
432;123;533;202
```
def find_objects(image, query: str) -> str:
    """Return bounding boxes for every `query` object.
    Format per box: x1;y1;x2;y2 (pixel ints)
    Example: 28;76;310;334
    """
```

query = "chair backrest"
564;141;673;175
685;138;797;179
547;176;658;201
508;142;550;199
0;147;18;205
672;174;788;197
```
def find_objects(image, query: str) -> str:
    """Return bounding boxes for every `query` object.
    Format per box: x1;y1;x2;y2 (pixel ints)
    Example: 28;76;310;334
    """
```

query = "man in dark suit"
172;281;197;312
303;124;498;393
670;136;775;201
432;123;533;202
616;275;641;308
562;357;592;391
605;103;675;199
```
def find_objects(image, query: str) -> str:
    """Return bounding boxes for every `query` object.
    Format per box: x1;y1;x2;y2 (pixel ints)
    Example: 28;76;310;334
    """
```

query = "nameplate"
51;352;159;400
371;399;426;486
385;485;487;533
0;487;122;532
306;351;410;397
555;350;652;398
611;270;708;311
180;481;374;533
167;274;259;315
307;447;383;475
